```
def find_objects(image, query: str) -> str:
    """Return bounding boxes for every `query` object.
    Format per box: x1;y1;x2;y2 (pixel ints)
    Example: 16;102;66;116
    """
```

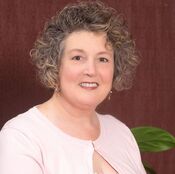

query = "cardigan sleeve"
0;127;44;174
126;126;147;174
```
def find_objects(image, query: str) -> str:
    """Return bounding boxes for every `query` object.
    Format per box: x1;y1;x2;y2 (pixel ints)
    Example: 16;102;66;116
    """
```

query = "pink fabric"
0;107;146;174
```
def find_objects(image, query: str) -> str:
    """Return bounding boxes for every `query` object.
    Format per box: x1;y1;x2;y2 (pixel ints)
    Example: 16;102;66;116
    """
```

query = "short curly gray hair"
30;1;139;91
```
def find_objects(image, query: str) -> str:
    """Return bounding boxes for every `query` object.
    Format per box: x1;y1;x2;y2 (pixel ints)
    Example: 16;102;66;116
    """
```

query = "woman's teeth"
80;82;98;87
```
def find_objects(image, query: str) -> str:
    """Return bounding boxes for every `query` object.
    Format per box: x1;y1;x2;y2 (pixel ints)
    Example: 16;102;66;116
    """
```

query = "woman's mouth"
79;82;99;89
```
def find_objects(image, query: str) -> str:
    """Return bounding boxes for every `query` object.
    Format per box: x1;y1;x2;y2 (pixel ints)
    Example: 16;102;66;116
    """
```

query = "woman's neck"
53;92;97;122
37;92;100;140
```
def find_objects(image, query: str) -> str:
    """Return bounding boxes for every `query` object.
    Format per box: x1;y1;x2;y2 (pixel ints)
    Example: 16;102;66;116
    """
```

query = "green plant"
131;127;175;174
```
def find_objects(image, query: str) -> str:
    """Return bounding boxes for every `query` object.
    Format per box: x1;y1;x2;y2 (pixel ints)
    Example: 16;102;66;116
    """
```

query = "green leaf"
131;127;175;152
143;161;156;174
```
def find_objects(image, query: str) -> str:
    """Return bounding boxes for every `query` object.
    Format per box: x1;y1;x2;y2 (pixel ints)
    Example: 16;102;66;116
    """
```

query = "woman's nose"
84;60;97;77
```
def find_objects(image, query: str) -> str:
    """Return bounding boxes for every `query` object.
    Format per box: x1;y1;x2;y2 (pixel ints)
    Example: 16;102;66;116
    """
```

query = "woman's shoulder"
0;107;46;141
97;113;135;144
1;107;38;131
0;106;50;149
97;113;130;133
96;113;142;163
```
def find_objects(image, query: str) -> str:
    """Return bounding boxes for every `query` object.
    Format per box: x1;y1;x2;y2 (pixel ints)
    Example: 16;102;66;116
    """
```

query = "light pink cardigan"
0;107;146;174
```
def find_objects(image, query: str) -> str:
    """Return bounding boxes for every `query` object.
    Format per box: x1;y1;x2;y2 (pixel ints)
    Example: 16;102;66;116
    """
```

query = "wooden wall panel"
0;0;174;173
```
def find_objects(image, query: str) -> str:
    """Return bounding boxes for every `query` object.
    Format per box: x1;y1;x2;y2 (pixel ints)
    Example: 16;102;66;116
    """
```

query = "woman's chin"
75;98;104;110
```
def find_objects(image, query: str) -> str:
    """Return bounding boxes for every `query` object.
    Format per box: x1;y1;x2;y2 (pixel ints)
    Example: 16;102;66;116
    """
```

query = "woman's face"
58;31;114;110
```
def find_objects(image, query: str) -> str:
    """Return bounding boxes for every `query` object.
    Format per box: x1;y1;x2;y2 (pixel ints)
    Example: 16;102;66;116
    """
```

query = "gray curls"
30;1;140;91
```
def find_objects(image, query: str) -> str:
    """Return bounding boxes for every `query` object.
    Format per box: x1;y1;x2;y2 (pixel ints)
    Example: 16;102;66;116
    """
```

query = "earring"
55;86;61;93
108;90;112;100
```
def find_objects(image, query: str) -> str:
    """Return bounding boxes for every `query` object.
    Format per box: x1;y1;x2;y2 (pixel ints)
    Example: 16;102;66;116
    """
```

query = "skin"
59;31;114;110
38;30;114;140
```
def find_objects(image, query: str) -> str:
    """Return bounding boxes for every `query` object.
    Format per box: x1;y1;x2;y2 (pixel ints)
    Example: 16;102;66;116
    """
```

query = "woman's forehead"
63;30;113;53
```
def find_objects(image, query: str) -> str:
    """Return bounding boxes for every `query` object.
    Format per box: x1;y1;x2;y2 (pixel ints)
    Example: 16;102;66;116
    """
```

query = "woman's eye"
71;56;81;61
99;57;109;62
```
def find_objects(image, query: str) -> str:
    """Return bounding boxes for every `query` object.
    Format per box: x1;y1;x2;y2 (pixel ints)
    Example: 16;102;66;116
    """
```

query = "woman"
0;1;146;174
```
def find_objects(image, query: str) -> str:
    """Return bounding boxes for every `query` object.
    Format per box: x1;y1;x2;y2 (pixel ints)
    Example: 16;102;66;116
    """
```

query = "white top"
0;107;146;174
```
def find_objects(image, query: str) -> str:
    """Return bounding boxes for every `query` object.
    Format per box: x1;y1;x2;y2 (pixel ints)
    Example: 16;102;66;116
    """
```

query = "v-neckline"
93;150;119;174
33;106;119;173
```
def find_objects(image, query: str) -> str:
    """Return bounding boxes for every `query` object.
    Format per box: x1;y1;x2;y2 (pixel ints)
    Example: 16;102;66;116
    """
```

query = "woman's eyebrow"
97;51;112;55
68;49;85;53
69;49;112;54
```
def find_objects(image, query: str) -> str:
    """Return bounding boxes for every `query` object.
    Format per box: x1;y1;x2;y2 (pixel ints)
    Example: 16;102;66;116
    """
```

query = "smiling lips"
79;82;99;89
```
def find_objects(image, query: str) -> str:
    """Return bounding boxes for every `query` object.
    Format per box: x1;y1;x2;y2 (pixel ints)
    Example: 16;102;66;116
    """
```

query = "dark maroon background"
0;0;175;173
